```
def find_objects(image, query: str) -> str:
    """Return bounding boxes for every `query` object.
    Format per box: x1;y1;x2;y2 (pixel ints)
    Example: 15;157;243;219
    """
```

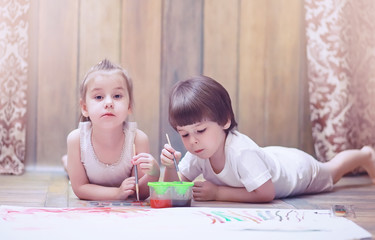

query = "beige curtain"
0;1;29;175
305;0;375;169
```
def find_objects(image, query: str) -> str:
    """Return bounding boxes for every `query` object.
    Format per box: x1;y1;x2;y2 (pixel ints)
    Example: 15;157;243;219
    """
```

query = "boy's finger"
174;151;182;161
193;181;203;187
162;149;175;161
163;144;176;154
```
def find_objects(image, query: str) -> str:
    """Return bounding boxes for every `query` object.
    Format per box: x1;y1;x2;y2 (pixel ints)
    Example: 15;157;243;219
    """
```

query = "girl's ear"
80;99;89;117
223;119;231;130
127;104;133;115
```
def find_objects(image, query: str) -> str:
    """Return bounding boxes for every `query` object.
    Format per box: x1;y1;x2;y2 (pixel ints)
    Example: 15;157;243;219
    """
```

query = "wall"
25;0;313;168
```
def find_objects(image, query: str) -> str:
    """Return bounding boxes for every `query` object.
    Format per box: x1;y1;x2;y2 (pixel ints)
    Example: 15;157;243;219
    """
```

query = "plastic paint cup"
148;182;194;208
171;181;194;207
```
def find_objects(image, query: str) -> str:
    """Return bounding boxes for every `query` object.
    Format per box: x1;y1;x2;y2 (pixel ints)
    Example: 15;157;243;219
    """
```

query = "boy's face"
81;71;131;128
176;120;230;160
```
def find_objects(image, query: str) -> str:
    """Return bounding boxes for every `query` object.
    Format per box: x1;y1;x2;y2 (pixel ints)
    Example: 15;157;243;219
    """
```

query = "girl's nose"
104;96;113;108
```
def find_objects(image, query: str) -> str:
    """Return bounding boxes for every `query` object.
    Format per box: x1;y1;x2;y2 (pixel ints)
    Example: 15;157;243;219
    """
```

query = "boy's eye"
197;128;206;133
181;133;189;138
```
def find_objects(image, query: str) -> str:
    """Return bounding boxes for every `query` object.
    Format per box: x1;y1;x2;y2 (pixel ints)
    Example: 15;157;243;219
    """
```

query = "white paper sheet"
0;205;371;240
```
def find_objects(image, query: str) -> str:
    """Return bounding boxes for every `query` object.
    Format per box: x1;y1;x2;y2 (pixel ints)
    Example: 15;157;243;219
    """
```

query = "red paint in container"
150;199;172;208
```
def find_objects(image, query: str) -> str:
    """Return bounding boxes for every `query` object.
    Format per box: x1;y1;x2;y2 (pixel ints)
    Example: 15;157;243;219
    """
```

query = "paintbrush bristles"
135;184;139;201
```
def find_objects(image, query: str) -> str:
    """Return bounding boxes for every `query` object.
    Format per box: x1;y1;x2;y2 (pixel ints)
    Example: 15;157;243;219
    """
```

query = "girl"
67;59;160;201
160;75;375;203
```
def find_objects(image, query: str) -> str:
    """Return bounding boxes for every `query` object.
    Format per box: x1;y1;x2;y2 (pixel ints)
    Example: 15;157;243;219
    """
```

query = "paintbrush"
166;133;183;183
133;144;140;201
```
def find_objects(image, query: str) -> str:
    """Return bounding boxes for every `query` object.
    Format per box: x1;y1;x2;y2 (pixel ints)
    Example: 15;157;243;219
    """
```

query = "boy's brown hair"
169;75;237;133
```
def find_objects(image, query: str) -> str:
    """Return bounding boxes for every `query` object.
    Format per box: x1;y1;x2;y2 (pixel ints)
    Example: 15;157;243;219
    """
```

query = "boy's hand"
192;181;218;201
132;153;160;177
160;144;182;169
118;177;135;199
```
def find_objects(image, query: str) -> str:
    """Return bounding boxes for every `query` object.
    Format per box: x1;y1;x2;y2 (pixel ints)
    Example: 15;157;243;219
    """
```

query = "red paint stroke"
198;211;225;224
1;207;151;221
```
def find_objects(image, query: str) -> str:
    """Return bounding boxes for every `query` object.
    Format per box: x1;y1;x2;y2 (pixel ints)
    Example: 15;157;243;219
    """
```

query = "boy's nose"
190;136;198;145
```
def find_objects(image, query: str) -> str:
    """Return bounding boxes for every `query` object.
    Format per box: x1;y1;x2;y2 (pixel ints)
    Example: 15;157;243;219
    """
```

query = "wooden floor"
0;169;374;237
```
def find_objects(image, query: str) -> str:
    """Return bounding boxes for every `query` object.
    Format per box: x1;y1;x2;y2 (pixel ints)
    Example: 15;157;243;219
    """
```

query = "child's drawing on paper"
0;206;371;239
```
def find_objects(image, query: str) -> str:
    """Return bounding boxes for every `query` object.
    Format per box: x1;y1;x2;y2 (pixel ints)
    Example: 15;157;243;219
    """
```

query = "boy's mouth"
195;149;204;154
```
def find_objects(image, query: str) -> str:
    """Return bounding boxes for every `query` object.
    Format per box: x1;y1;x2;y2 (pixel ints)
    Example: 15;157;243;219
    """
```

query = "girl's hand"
192;181;218;201
132;153;160;177
160;144;181;169
118;177;135;199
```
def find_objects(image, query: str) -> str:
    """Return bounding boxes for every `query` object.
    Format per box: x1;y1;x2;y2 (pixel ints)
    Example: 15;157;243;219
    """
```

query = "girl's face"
81;71;131;128
176;120;230;160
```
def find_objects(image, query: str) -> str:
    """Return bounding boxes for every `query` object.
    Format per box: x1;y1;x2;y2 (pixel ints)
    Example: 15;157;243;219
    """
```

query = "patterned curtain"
305;0;375;169
0;1;29;175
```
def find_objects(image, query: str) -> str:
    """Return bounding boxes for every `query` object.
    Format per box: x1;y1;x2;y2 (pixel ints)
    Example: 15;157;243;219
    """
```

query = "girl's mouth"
102;113;115;117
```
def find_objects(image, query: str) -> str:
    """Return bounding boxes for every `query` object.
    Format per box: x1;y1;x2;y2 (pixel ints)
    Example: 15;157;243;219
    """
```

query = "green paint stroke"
211;211;244;222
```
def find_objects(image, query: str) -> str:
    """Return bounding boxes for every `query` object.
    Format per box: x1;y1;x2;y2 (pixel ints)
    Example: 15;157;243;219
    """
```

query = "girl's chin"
192;151;210;160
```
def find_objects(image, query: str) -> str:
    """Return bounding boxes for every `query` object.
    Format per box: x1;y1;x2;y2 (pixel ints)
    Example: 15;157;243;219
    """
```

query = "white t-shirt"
179;130;333;198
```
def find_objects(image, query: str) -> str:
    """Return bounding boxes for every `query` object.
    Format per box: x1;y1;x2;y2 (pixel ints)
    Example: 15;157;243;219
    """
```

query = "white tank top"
79;121;137;187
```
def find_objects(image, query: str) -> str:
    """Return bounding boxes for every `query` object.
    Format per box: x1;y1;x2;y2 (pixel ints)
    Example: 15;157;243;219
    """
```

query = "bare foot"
361;146;375;184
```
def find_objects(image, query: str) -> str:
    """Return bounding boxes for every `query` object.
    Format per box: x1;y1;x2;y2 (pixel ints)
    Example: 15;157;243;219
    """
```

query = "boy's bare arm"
193;179;275;203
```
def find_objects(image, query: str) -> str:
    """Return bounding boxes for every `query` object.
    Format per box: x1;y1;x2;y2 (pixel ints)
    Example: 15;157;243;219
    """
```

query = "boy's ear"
80;100;89;117
223;119;231;130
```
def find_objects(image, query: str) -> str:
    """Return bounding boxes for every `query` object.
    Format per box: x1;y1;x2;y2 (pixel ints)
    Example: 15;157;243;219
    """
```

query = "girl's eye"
94;95;103;100
113;94;122;99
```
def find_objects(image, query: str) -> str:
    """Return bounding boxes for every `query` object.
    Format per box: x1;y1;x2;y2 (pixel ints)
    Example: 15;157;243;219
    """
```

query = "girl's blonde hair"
79;59;134;122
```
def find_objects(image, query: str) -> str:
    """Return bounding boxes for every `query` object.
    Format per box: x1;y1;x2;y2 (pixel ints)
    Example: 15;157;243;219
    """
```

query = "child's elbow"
262;192;275;202
71;186;86;200
256;180;276;202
